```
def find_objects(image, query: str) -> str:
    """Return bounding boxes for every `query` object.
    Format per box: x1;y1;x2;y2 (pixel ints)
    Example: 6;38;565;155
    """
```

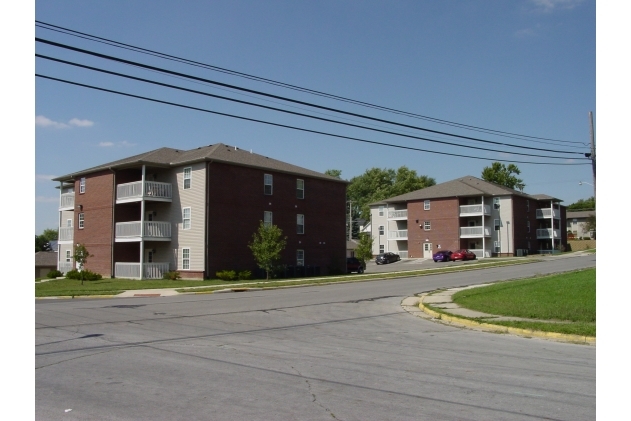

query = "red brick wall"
407;197;460;258
511;196;537;254
206;162;347;276
73;170;114;277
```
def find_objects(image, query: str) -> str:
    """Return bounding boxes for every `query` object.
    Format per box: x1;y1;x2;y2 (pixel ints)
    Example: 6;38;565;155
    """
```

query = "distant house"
35;251;58;279
346;239;359;258
566;210;595;239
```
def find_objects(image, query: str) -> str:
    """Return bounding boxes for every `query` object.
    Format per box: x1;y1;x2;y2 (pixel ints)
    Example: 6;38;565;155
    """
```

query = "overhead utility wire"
36;53;580;161
35;38;583;157
36;20;584;147
35;73;589;167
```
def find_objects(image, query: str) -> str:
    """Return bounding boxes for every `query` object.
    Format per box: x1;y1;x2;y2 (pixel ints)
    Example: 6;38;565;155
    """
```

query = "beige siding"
370;205;388;255
491;196;513;255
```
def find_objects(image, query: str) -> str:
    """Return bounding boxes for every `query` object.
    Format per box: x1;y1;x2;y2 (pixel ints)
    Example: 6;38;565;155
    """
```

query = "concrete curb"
417;295;595;345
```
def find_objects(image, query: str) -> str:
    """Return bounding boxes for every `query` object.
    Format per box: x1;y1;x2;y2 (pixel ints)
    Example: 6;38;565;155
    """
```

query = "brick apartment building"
370;176;567;259
53;143;348;279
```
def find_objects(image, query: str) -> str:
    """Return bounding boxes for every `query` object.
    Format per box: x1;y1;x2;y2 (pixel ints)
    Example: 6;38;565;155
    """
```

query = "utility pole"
588;111;596;202
348;201;352;241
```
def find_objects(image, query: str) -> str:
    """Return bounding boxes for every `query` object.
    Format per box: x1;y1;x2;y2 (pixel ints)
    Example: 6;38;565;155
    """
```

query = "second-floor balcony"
115;221;172;241
116;181;172;203
459;226;491;238
59;193;75;210
459;204;491;216
536;228;561;239
58;226;74;242
388;210;408;219
536;208;560;219
388;230;408;240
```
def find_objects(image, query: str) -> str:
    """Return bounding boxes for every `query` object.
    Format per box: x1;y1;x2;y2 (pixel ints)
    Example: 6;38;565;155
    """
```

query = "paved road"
36;254;595;421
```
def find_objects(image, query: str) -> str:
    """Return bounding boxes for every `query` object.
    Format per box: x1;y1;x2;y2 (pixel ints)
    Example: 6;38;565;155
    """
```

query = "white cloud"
69;118;94;127
531;0;584;12
35;196;59;203
36;115;68;129
36;174;57;182
119;141;136;147
99;142;114;147
99;141;136;148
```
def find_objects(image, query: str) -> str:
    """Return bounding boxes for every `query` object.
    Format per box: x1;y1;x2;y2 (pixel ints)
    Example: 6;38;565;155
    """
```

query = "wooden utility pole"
588;111;596;202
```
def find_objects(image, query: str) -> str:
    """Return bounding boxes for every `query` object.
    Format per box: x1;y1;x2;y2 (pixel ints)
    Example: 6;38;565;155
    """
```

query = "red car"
451;249;477;261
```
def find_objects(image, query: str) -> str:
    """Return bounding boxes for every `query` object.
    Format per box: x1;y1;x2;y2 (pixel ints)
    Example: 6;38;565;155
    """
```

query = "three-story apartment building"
53;143;347;279
370;176;566;259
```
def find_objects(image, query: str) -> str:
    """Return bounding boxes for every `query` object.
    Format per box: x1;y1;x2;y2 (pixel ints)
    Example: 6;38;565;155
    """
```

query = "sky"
32;0;598;234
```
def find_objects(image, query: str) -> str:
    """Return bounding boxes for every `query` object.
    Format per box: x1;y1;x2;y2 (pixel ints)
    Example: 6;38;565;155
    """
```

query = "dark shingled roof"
566;210;595;219
370;176;562;205
35;251;58;267
53;143;346;183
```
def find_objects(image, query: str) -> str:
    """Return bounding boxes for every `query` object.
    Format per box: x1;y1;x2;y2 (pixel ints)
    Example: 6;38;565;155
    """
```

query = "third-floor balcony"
459;204;491;216
58;226;74;242
116;181;172;203
115;221;172;242
459;226;491;238
388;230;408;240
387;210;408;219
59;193;75;210
536;208;560;219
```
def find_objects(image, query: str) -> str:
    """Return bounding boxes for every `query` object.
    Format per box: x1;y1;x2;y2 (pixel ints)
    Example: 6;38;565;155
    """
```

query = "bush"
47;269;63;278
216;270;237;281
238;270;251;280
66;269;102;281
163;271;181;280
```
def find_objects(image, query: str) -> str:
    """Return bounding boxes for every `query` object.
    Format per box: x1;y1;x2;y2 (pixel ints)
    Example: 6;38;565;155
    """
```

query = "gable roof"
370;175;562;205
53;143;346;183
35;251;58;267
566;210;595;219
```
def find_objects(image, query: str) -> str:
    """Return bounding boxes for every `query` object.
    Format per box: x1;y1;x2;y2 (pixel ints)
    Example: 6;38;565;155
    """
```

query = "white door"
423;243;433;258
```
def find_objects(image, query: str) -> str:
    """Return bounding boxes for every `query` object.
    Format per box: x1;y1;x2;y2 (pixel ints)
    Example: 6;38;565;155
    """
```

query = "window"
526;221;531;233
379;206;384;217
297;250;304;266
379;245;385;253
424;200;430;210
183;167;192;189
264;174;273;195
526;200;530;212
264;211;273;227
79;177;86;194
66;250;71;263
424;221;431;231
183;207;191;229
493;197;500;209
379;225;384;235
297;214;304;234
494;241;501;252
494;219;500;230
147;251;154;263
66;219;72;227
182;248;190;270
78;213;84;229
296;179;304;199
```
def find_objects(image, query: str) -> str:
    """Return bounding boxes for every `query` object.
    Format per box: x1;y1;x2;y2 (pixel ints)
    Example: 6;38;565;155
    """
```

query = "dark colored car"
451;249;477;261
432;250;453;262
375;252;400;265
346;257;365;274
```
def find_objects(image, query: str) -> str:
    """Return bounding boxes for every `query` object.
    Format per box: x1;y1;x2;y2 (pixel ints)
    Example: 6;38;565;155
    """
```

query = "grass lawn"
450;268;595;337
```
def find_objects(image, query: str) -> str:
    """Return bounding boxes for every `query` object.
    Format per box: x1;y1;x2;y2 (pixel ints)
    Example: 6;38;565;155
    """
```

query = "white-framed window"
67;219;72;227
264;174;273;195
264;211;273;227
494;241;501;252
79;177;86;194
183;167;192;189
297;179;304;199
78;213;84;229
424;221;431;231
379;225;384;235
379;245;385;253
379;206;384;217
182;248;190;270
147;251;154;263
183;207;191;230
526;221;531;233
494;197;500;209
297;214;304;234
297;249;304;266
494;219;500;230
424;200;430;210
66;250;72;263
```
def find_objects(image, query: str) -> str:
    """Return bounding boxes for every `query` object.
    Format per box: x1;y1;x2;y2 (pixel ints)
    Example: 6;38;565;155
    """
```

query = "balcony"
388;230;408;240
58;261;74;274
115;262;170;279
388;210;408;219
116;181;172;203
459;226;491;238
58;227;74;242
59;193;75;210
398;251;408;259
469;249;490;258
536;208;560;219
459;204;491;217
536;228;561;239
115;221;172;241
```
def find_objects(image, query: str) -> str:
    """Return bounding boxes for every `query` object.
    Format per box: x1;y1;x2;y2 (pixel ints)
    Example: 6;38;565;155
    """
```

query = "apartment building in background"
54;143;347;279
369;176;566;259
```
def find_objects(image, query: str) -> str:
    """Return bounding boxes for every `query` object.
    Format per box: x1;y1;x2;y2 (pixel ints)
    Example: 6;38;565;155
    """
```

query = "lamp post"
579;181;596;205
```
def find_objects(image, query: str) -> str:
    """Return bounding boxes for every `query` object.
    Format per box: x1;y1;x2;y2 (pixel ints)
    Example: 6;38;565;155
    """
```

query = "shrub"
238;270;251;280
216;270;237;281
65;269;102;281
163;271;181;280
65;269;80;279
47;269;63;278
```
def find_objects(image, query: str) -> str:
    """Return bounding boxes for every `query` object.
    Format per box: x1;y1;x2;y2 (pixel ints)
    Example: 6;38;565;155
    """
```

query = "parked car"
432;250;453;262
451;249;477;261
375;252;400;265
346;257;365;274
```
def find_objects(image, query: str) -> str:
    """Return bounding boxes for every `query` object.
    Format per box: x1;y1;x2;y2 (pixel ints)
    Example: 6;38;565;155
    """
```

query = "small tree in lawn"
248;221;287;280
73;244;93;285
355;233;374;266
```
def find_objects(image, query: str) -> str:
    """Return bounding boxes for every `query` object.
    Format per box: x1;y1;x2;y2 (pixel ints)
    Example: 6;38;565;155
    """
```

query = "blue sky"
33;0;596;233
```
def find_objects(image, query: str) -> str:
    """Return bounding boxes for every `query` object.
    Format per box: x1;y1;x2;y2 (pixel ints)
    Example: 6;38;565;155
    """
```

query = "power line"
35;73;590;167
35;37;586;158
36;53;583;161
35;20;586;147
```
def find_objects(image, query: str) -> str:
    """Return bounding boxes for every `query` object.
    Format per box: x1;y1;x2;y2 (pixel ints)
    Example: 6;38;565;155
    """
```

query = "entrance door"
423;243;433;258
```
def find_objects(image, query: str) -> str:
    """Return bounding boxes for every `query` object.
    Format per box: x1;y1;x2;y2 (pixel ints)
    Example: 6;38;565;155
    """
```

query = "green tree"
324;169;343;179
73;244;93;285
481;162;525;191
354;233;374;265
248;222;287;280
568;197;595;210
35;228;58;252
582;214;596;239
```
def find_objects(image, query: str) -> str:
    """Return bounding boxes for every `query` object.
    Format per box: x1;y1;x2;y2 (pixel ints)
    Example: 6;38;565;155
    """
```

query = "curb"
417;296;595;345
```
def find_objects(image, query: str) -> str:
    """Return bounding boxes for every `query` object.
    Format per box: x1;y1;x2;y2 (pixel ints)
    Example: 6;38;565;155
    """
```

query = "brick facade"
407;198;460;258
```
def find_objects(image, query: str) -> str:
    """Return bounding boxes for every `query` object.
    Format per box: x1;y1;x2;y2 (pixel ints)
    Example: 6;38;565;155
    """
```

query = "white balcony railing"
115;221;172;239
388;230;408;239
536;208;559;219
116;181;172;202
59;193;75;210
115;262;170;279
469;249;490;258
459;226;491;237
58;227;74;242
397;251;408;259
58;261;74;274
388;210;408;219
536;228;561;239
459;204;491;216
